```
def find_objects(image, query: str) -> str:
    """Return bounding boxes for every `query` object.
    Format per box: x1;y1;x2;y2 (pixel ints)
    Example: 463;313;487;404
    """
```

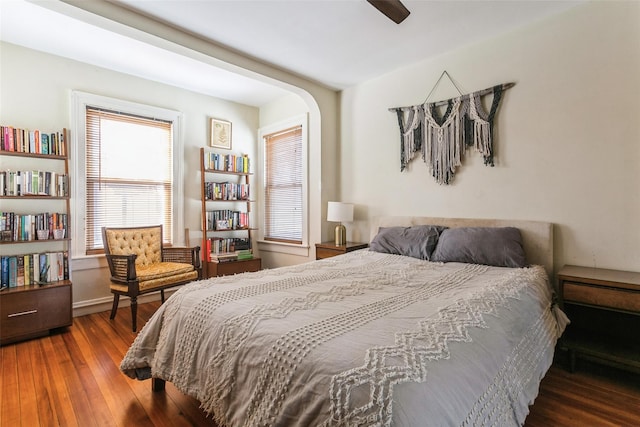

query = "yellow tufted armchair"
102;225;201;332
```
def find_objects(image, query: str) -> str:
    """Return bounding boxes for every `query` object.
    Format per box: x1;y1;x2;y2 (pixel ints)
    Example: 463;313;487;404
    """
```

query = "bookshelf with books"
0;126;73;345
200;147;261;278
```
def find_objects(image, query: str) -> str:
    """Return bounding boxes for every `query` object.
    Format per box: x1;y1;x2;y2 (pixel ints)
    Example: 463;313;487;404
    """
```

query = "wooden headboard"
369;216;554;276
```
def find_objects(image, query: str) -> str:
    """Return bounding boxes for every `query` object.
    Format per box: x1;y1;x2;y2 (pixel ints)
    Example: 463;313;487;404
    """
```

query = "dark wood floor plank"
69;315;138;427
81;311;168;426
39;335;79;427
73;312;156;427
50;332;98;427
30;339;59;427
16;341;40;426
1;345;21;427
2;301;639;427
535;376;638;424
525;364;640;426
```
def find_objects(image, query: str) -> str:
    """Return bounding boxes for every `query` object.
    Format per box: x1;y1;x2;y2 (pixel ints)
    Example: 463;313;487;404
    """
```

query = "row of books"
205;237;251;260
204;182;250;201
209;250;253;263
0;212;68;242
1;126;66;156
205;152;250;174
1;170;70;197
0;251;69;288
205;210;250;231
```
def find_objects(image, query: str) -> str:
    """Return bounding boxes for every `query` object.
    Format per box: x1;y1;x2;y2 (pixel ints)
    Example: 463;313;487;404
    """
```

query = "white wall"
341;2;640;274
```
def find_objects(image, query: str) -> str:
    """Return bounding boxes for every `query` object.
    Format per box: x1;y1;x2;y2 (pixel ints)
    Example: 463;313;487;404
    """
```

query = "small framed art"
210;118;232;149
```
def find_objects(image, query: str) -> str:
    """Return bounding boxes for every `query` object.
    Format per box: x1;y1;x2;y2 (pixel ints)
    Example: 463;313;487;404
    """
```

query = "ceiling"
1;0;582;107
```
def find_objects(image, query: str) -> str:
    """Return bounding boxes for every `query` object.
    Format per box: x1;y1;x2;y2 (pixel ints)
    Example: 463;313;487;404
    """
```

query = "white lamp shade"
327;202;354;223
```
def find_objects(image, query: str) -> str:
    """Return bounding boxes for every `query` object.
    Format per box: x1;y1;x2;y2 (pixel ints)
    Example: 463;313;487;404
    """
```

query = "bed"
121;216;568;426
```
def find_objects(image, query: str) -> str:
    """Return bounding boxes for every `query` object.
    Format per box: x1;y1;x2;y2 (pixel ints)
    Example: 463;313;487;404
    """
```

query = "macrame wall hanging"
389;71;514;185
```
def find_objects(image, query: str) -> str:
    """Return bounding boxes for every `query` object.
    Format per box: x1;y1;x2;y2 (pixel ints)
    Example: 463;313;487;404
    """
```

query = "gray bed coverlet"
121;250;567;427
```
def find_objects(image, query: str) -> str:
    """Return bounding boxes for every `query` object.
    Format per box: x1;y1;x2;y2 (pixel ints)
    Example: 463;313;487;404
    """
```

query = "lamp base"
334;224;346;246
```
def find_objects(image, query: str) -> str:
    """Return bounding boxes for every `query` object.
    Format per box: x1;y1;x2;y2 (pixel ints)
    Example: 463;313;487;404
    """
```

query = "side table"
315;241;368;260
558;264;640;373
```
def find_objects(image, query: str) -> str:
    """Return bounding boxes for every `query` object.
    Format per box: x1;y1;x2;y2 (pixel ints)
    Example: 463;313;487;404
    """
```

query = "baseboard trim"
72;290;178;317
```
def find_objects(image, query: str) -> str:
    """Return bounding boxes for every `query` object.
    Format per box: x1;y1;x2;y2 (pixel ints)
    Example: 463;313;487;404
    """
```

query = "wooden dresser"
558;265;640;373
1;282;72;345
315;242;368;260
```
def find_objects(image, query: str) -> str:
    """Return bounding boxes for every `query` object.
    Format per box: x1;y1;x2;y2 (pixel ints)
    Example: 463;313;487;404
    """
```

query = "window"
258;115;308;254
264;125;303;243
85;108;173;253
71;92;184;260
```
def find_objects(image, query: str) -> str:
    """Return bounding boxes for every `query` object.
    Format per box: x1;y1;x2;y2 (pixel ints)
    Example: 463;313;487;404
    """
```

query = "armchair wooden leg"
160;289;165;304
130;296;138;332
110;294;120;320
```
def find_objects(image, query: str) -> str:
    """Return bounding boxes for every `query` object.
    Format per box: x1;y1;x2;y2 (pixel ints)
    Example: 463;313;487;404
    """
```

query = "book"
39;253;49;284
41;133;49;154
16;256;24;286
1;256;8;287
48;252;59;282
236;250;253;260
32;253;40;284
8;256;17;288
62;252;69;280
24;254;31;286
56;252;64;281
210;252;238;262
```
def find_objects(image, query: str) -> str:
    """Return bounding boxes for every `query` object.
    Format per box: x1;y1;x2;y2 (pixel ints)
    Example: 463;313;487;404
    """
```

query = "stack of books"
236;250;253;261
209;250;254;263
210;252;238;263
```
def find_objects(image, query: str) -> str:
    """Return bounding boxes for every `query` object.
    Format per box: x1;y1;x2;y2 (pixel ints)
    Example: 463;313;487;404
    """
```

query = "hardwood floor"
1;301;639;426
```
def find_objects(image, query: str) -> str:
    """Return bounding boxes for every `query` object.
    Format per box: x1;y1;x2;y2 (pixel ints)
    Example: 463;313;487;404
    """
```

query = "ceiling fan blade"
367;0;410;24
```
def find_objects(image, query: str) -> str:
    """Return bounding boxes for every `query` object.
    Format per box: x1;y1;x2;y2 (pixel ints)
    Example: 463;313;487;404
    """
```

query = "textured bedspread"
121;250;568;427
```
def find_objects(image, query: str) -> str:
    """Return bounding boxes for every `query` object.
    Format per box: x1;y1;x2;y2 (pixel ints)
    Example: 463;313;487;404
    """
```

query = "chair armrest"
104;253;138;282
163;246;202;278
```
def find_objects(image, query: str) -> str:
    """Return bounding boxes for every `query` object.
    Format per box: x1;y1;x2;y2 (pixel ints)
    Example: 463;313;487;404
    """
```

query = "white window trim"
70;91;184;270
257;114;309;257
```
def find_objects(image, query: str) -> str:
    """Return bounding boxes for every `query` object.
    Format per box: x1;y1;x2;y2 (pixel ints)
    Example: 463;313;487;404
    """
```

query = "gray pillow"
431;227;526;268
370;225;447;260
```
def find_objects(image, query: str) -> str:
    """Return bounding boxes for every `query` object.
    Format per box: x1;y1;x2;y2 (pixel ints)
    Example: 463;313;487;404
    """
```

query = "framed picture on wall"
210;118;232;149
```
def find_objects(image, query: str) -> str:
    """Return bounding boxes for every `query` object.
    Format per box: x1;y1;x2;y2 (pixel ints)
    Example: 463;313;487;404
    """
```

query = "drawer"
564;281;640;313
1;291;41;338
316;247;342;259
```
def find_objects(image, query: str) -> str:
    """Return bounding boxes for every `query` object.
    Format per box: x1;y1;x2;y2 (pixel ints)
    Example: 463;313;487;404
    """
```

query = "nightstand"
315;241;368;260
558;265;640;373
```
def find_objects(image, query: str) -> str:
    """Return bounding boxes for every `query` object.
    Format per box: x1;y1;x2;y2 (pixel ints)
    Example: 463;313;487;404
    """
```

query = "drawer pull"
8;309;38;318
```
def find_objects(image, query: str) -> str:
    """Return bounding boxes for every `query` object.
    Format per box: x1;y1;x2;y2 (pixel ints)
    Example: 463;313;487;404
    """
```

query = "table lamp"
327;201;354;245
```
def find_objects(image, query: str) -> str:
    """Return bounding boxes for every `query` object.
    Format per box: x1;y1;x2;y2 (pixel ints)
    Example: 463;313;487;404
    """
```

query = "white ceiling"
1;0;581;107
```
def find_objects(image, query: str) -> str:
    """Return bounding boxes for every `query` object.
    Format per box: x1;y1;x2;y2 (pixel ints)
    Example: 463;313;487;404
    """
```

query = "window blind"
85;107;173;253
264;125;302;244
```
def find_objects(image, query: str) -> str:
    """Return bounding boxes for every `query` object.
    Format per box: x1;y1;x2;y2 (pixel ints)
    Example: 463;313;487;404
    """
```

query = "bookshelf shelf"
0;126;73;345
0;238;70;245
200;147;261;278
0;195;69;199
0;151;67;160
